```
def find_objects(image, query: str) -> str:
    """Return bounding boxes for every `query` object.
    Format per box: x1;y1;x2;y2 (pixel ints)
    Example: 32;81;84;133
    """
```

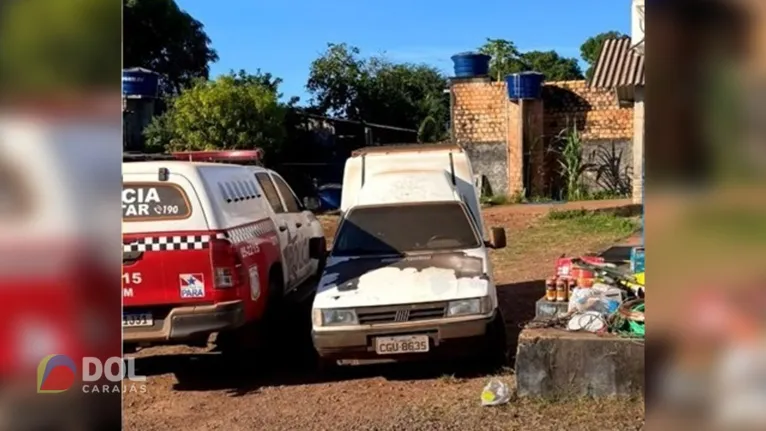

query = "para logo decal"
179;273;205;298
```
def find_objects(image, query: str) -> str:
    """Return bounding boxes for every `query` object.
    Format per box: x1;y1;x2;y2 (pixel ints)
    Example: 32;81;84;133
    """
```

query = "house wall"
451;78;635;198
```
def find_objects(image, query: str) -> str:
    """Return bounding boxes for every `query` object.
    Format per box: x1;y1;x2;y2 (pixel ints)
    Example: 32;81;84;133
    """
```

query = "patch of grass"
547;209;590;220
481;194;511;206
482;190;563;206
527;195;558;204
483;191;627;207
545;210;639;237
583;190;630;201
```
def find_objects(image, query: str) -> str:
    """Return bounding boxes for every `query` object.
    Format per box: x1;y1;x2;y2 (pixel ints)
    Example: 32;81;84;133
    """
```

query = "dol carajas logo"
37;354;77;393
37;354;146;394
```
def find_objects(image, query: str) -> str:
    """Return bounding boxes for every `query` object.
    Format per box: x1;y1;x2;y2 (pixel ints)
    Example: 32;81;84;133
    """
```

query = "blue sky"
178;0;630;104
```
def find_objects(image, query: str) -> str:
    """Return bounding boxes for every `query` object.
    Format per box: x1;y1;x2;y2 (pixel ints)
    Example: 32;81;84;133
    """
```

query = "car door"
269;173;314;286
253;172;295;293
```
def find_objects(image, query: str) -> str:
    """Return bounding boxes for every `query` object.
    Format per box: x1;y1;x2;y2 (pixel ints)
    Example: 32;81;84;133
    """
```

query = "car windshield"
332;202;481;257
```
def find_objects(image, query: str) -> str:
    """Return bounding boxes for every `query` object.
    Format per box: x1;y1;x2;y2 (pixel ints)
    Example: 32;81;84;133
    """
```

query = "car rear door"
122;172;219;321
253;172;294;292
270;173;315;286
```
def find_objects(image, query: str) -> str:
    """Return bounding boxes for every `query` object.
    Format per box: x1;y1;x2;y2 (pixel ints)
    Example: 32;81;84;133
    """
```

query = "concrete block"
534;298;569;320
515;328;644;398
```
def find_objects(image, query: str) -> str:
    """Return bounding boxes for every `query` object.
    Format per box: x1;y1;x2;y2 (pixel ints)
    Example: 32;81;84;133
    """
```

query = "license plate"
374;335;429;355
122;313;153;328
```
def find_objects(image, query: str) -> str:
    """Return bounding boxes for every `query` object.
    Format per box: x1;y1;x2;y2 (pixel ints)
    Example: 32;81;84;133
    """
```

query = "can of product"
545;277;557;301
556;279;568;302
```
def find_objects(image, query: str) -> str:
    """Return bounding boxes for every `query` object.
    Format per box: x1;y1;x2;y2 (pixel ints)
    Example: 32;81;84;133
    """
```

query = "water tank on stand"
122;68;160;151
122;67;160;99
451;52;491;78
506;72;545;100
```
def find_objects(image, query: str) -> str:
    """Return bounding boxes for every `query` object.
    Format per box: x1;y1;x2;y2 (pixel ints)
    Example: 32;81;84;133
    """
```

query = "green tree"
306;43;366;119
478;39;583;81
580;31;625;80
0;0;121;94
124;0;218;94
478;38;525;81
519;50;583;81
306;43;449;142
144;71;288;158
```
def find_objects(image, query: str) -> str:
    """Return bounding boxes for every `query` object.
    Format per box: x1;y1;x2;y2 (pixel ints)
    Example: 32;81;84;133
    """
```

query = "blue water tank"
122;68;160;98
451;52;491;78
506;72;545;100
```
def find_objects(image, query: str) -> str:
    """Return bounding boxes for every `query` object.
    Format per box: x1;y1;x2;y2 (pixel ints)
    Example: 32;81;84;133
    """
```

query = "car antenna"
448;152;456;185
360;153;366;187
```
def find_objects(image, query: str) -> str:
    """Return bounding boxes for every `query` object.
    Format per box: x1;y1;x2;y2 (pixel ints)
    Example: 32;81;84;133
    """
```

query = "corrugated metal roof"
590;37;645;88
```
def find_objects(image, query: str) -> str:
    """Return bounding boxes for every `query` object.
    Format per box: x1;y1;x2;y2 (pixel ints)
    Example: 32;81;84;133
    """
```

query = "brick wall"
451;78;635;198
542;81;634;198
452;78;518;196
452;79;510;143
542;80;633;141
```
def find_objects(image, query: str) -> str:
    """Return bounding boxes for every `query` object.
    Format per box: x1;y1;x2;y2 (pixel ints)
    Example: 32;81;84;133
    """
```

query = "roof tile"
590;37;645;88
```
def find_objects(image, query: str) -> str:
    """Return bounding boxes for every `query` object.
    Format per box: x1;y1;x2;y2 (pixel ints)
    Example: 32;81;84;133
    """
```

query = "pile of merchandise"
531;247;645;338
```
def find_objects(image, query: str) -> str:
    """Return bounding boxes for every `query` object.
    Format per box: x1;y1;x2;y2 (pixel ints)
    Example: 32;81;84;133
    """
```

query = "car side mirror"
303;196;321;212
309;237;326;260
487;227;506;249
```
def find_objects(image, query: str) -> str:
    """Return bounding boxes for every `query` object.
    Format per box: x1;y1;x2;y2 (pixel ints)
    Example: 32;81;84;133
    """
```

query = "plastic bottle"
567;278;577;296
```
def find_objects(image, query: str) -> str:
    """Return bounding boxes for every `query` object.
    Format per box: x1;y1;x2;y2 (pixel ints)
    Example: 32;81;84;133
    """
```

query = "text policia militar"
122;185;190;219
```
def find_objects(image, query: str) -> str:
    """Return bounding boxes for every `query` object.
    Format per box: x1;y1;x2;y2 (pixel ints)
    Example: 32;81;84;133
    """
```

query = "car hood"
312;249;490;309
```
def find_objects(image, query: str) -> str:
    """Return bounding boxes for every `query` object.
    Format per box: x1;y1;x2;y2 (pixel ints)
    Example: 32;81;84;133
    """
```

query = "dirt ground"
124;203;644;431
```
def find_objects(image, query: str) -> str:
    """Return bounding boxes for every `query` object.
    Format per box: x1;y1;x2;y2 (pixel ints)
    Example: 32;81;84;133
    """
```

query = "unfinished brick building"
450;77;634;200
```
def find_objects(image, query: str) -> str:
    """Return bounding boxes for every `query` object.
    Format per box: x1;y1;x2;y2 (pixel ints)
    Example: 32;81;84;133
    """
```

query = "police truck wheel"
217;322;269;372
264;270;284;323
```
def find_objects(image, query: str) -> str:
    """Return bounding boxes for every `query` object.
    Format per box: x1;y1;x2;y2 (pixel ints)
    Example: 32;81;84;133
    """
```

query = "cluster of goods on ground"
481;247;645;407
531;246;645;338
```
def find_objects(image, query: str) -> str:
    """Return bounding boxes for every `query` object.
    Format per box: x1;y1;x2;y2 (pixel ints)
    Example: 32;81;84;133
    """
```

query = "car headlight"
447;297;491;317
317;309;358;326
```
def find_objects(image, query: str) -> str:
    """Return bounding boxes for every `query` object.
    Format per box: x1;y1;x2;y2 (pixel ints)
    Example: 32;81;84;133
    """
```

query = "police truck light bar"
123;149;265;165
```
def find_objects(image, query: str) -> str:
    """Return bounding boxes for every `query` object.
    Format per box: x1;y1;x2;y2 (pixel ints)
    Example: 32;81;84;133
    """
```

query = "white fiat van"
311;144;507;366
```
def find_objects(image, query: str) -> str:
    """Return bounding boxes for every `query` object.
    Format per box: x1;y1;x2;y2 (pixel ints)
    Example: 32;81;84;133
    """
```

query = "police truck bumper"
123;300;245;343
312;311;496;361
